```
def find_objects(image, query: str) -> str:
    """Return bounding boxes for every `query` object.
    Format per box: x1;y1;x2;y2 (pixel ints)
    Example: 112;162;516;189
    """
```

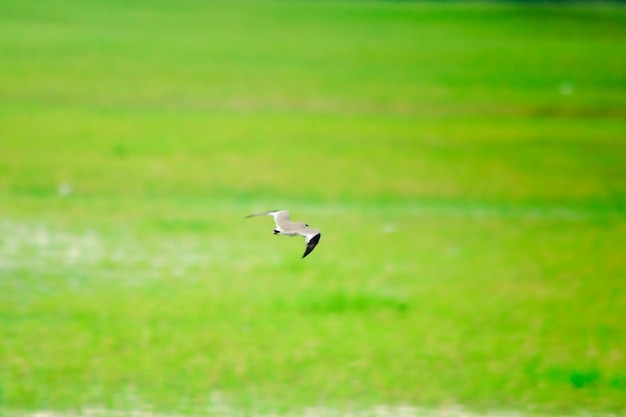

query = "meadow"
1;0;626;416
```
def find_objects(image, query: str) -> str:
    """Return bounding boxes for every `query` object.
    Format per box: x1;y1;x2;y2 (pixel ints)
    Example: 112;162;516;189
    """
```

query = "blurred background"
1;0;625;416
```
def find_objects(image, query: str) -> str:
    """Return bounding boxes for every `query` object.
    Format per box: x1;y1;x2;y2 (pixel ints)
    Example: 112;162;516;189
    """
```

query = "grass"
1;0;626;415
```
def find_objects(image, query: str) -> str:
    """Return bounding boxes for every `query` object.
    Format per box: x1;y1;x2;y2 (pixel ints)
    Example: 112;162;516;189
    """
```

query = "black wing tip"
302;233;321;259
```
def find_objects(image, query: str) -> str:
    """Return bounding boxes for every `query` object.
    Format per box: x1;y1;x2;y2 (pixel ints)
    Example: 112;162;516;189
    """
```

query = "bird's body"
245;210;321;258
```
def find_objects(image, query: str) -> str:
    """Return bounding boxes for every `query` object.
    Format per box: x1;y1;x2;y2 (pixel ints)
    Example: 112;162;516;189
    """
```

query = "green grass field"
1;0;626;415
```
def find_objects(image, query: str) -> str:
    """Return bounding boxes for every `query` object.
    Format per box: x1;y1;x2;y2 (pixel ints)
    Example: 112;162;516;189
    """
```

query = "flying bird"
245;210;321;258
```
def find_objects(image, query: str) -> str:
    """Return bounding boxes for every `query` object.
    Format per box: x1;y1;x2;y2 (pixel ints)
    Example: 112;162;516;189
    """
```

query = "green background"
1;1;625;415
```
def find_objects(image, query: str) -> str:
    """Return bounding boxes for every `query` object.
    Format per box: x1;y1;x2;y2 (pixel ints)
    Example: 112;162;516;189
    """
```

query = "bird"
245;210;321;258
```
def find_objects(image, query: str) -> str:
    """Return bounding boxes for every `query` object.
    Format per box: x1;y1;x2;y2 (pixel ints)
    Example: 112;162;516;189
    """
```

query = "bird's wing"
299;228;321;258
244;210;281;219
273;210;291;223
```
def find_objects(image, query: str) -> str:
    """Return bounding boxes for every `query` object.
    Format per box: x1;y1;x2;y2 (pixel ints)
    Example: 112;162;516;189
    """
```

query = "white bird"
245;210;321;258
